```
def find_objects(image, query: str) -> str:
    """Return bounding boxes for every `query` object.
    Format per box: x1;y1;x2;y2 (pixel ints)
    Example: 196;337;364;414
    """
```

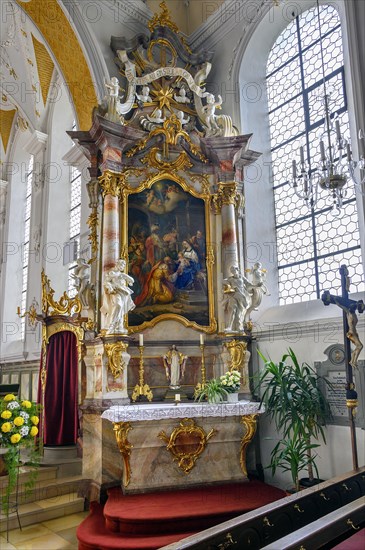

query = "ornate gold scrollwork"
41;270;81;317
87;210;98;259
126;115;208;163
99;171;122;197
148;1;179;33
225;340;247;385
159;418;216;474
212;182;240;214
104;342;128;379
113;422;133;487
240;414;258;477
142;147;193;172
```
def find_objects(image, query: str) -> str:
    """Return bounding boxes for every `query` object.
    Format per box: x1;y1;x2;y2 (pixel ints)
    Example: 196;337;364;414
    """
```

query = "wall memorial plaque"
315;344;365;429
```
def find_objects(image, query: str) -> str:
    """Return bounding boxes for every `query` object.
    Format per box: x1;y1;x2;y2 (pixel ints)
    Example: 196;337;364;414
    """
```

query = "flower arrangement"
0;394;41;509
220;370;241;393
194;371;241;403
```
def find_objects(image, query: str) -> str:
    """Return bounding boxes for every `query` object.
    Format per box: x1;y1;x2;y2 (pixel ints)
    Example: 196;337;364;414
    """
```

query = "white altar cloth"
101;400;263;423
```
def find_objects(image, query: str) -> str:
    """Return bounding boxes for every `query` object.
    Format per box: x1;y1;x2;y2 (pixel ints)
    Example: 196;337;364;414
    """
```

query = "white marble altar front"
83;401;263;496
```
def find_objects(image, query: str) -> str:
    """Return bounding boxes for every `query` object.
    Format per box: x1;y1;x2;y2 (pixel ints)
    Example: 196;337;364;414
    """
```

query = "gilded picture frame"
122;172;216;333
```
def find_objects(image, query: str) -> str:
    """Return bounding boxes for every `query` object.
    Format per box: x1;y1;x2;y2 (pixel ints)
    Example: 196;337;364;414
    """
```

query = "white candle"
346;143;352;161
292;159;297;180
320;140;326;162
139;334;143;346
200;334;204;345
175;393;181;402
335;120;341;142
300;145;305;165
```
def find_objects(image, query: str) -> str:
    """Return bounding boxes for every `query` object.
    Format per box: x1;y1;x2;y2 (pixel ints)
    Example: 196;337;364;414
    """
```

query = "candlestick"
131;342;153;402
300;145;305;165
17;306;21;316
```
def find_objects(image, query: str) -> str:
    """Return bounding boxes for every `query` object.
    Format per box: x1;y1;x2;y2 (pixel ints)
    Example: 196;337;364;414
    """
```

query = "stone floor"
0;511;88;549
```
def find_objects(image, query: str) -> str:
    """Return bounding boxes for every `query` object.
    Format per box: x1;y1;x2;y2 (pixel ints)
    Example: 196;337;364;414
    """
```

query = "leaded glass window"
267;5;364;304
21;155;33;338
68;164;82;296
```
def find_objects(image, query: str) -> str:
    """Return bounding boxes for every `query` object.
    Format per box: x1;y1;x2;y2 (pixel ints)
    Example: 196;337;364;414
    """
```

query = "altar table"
85;401;263;495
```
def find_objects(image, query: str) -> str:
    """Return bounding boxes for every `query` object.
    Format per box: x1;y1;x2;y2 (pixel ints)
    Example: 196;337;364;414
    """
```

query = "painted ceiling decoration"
31;34;54;106
0;108;17;152
16;0;98;130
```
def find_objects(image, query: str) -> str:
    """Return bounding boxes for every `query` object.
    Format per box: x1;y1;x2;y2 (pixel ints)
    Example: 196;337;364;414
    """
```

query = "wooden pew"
160;467;365;549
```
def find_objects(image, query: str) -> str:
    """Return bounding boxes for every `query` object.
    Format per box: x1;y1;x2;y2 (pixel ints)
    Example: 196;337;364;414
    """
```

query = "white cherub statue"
147;109;165;124
174;87;190;104
202;93;223;132
136;85;152;103
175;110;190;125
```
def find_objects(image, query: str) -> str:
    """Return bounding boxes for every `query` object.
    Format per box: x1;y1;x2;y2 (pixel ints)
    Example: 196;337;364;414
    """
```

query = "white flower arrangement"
220;370;241;393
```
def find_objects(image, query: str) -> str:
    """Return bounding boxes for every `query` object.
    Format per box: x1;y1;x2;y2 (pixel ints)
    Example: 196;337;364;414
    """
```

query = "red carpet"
331;528;365;549
77;480;285;550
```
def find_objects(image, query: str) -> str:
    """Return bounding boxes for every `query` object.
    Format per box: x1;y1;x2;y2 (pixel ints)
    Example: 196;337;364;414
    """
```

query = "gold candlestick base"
132;345;153;402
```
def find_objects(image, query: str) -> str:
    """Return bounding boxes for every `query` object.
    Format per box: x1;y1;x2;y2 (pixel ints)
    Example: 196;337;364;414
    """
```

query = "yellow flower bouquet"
0;394;41;509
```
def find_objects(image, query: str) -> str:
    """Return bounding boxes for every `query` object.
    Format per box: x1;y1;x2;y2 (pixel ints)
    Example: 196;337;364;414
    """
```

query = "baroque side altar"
64;2;266;499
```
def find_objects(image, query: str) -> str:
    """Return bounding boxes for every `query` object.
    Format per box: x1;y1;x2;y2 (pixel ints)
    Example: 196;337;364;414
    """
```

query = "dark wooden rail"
261;496;365;549
160;467;365;549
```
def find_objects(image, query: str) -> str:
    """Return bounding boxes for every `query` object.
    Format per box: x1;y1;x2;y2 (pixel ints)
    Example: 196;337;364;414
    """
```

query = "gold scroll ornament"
104;342;128;380
113;422;133;487
159;418;216;474
240;414;258;477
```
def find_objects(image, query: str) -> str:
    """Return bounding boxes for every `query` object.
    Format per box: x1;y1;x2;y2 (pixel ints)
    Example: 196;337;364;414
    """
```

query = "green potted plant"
0;393;41;511
194;370;241;403
269;424;321;493
257;348;331;489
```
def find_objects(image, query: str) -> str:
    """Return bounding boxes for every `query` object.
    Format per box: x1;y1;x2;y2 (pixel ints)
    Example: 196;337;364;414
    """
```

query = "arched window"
21;155;34;338
266;5;364;304
67;164;82;296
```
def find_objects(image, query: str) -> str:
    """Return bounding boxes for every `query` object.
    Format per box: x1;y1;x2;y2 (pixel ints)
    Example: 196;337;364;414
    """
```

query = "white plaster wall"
44;79;75;295
0;130;33;361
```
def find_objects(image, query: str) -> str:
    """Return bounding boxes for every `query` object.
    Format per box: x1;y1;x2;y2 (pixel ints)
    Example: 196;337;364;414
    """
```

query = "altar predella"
64;1;269;497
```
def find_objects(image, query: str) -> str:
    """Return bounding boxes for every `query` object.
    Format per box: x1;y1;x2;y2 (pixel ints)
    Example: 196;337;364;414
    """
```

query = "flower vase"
227;392;239;403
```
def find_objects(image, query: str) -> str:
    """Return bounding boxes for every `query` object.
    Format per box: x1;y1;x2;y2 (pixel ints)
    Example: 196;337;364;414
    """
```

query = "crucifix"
321;265;364;470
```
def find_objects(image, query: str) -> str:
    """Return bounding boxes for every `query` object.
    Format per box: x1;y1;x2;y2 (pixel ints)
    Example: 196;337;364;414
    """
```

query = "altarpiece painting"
126;177;211;330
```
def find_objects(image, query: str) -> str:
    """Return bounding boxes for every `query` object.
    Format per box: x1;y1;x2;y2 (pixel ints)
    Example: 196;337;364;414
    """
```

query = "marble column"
219;181;240;277
99;171;121;330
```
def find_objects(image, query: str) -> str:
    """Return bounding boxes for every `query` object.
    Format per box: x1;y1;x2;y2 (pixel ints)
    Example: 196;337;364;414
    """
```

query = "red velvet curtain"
39;331;79;445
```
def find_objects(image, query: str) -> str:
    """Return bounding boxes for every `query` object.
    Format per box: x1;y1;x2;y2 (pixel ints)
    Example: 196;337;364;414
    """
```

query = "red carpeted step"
104;480;285;535
331;528;365;550
77;502;196;550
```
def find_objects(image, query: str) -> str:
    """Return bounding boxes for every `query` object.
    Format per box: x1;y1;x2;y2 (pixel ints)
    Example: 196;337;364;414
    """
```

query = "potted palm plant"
257;348;331;490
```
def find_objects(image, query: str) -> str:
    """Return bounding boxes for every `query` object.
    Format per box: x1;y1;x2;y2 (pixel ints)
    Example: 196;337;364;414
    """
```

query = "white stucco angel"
222;265;250;333
244;262;270;322
175;110;190;125
136;85;152;103
71;258;91;309
103;76;124;123
147;108;165;124
101;259;135;334
202;93;222;132
163;345;187;389
174;87;190;104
